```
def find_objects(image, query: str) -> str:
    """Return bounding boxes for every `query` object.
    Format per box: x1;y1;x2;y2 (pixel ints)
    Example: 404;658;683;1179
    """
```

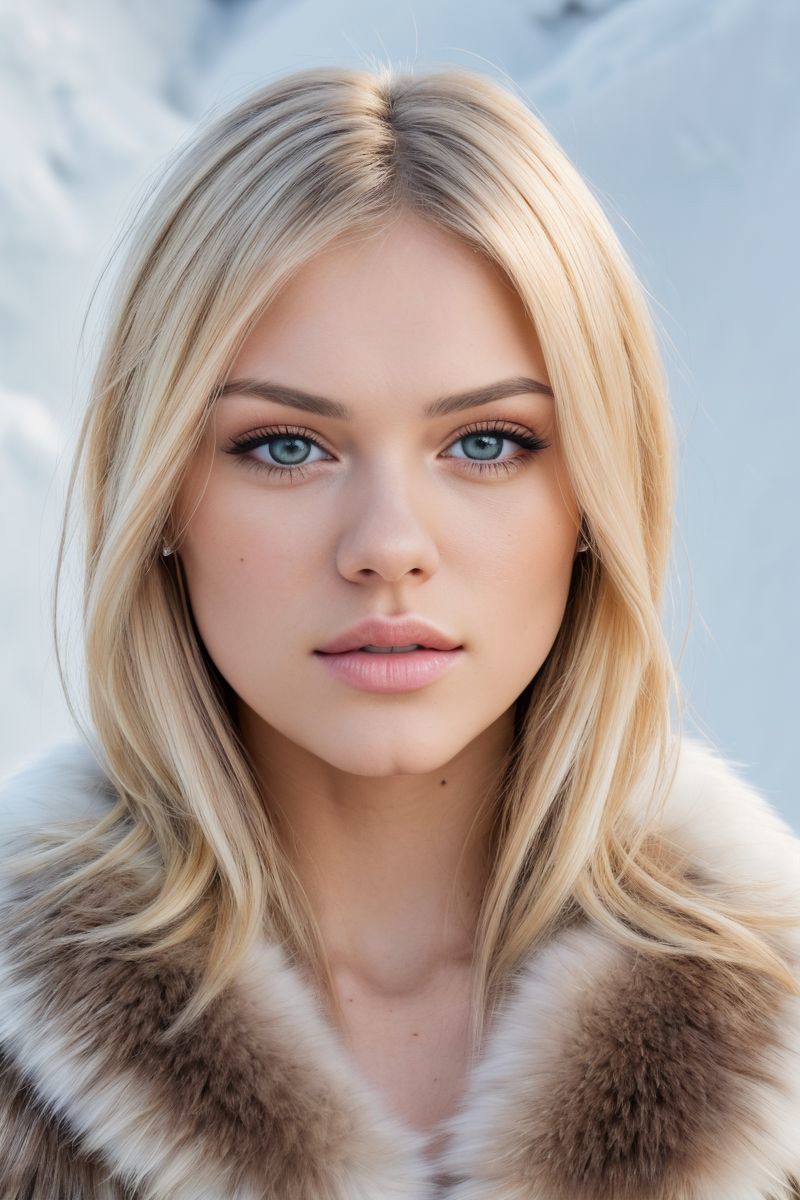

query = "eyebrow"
216;374;554;420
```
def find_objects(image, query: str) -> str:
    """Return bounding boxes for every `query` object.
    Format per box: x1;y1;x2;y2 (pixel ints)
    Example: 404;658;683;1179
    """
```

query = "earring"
576;521;590;554
161;540;174;558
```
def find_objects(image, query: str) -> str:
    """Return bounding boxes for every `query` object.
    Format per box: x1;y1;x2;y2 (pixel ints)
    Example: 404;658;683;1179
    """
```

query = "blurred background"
1;0;797;827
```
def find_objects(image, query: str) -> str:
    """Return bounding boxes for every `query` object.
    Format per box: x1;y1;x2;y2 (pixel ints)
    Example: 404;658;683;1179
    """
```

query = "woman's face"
173;211;582;777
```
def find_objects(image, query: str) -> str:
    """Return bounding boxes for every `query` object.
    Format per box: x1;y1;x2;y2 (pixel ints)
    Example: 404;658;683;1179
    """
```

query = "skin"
172;209;582;1133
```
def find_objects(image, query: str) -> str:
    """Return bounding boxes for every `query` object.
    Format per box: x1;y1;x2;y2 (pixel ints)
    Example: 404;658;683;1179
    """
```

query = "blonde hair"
9;64;799;1057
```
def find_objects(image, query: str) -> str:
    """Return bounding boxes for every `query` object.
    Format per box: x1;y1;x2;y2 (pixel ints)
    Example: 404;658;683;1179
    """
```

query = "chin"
305;730;462;778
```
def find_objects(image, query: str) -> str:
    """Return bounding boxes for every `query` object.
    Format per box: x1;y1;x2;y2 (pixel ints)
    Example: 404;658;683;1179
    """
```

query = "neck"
238;705;515;997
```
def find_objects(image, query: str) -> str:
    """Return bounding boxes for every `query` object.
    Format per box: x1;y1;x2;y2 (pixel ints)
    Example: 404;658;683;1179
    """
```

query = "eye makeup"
223;418;551;483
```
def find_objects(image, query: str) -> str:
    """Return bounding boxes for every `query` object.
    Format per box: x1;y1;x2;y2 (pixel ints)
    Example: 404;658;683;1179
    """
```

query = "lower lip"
313;647;464;693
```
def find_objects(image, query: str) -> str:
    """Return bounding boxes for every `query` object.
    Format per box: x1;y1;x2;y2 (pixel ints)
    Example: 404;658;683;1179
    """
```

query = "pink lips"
314;646;464;693
315;614;462;655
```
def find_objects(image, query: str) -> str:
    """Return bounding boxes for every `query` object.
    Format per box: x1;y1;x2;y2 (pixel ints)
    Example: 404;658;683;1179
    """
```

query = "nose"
333;465;441;584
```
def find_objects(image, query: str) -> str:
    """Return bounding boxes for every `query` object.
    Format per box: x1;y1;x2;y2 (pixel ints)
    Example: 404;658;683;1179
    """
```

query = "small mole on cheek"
440;779;447;786
238;557;244;563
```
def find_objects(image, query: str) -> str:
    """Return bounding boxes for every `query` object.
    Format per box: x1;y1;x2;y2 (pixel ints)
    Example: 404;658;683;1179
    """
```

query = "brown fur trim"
2;735;799;1198
533;950;786;1200
0;1046;134;1200
435;917;798;1200
0;864;433;1199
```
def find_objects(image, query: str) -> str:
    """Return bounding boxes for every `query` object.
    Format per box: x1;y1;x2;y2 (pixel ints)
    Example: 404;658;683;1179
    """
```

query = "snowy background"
2;0;798;827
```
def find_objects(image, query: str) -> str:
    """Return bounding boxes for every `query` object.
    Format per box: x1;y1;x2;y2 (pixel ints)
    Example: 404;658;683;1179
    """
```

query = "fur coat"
0;734;799;1200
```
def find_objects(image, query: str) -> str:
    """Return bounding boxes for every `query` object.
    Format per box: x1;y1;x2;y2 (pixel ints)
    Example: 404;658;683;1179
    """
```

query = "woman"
0;64;798;1200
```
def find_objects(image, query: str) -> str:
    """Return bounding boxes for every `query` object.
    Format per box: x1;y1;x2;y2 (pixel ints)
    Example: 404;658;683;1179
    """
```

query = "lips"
316;644;464;692
315;615;463;655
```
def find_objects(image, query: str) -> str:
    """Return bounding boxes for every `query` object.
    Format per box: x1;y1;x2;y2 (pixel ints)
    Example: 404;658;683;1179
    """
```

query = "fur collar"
0;735;798;1199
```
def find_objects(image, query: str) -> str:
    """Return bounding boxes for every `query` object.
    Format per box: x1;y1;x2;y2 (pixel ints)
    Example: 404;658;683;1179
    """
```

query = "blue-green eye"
249;432;324;469
442;424;549;471
225;420;550;482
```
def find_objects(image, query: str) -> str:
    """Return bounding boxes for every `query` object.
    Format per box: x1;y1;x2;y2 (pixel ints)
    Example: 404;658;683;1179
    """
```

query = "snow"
1;0;797;825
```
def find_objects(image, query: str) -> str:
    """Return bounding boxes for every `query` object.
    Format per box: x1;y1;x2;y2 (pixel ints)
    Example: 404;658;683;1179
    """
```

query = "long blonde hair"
9;64;799;1056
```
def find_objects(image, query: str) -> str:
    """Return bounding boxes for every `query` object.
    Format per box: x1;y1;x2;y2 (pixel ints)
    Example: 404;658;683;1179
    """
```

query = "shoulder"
0;736;117;858
435;738;800;1199
661;733;797;844
628;733;800;911
0;739;130;1194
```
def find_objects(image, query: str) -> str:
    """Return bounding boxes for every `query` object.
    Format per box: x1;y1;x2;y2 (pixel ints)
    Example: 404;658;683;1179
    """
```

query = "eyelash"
224;420;551;482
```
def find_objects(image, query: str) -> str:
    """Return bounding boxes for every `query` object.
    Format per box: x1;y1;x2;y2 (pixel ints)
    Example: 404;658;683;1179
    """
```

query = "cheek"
460;479;577;662
175;478;322;677
464;468;576;584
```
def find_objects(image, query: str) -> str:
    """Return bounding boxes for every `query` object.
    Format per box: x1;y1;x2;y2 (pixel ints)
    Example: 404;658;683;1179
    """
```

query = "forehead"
225;214;550;411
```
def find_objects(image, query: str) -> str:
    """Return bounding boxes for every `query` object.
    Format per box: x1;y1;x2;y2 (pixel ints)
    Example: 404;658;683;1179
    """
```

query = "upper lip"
315;616;463;654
